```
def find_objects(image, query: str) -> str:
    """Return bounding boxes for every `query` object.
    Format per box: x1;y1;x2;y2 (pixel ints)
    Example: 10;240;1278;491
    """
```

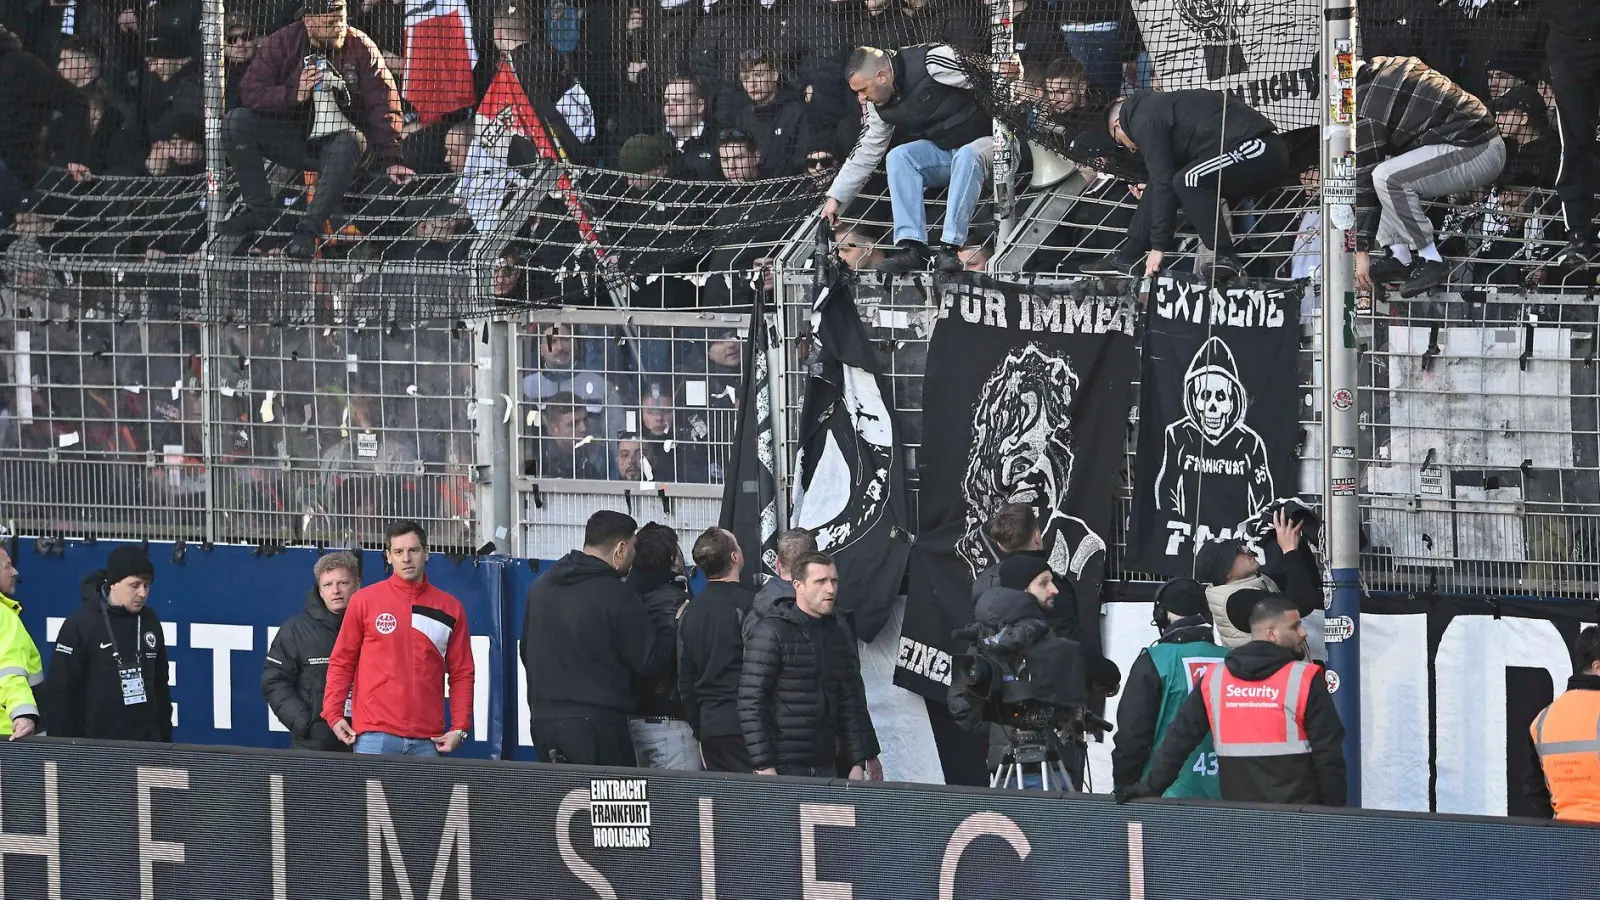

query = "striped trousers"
1371;135;1506;250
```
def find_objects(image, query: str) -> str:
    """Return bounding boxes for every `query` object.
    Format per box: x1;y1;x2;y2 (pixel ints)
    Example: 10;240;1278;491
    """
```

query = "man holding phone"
222;0;414;259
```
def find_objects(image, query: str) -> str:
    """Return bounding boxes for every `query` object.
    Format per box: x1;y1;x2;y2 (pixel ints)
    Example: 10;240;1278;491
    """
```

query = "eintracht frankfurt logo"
375;613;398;635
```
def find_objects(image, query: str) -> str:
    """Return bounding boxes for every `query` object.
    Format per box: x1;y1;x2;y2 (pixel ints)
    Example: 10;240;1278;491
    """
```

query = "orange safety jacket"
1202;659;1318;757
1531;689;1600;824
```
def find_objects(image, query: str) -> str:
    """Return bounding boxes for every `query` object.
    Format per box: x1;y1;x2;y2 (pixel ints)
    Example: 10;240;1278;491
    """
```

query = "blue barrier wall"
11;537;509;760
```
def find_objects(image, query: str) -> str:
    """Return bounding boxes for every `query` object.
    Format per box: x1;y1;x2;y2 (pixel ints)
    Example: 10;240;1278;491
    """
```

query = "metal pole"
989;0;1017;262
200;0;227;241
1320;0;1361;807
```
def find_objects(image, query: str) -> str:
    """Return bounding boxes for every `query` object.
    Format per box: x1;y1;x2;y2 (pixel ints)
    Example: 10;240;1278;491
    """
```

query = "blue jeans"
628;717;701;770
354;731;439;757
1061;25;1125;95
886;137;993;248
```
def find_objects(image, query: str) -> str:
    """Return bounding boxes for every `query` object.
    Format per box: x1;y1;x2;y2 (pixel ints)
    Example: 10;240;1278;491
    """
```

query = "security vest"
1145;641;1227;799
1201;659;1317;758
874;45;991;151
0;592;44;737
1530;689;1600;824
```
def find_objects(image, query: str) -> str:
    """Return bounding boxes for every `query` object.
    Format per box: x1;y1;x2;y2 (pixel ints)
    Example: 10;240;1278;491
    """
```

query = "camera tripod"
989;726;1082;791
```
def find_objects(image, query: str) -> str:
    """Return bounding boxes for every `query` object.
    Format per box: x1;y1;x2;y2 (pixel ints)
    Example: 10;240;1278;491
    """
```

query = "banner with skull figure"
1129;279;1304;577
895;275;1138;704
1129;0;1321;130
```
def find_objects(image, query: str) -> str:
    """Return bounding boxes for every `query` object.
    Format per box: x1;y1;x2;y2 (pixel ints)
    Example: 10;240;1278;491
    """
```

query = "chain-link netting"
0;0;1590;321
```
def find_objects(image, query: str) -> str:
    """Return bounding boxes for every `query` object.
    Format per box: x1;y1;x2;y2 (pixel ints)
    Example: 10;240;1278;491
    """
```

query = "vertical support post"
1320;0;1361;806
200;0;227;241
198;324;218;545
989;0;1017;262
472;319;514;555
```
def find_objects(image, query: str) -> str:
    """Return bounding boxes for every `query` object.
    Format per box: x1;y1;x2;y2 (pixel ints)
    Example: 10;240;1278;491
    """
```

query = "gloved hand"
1114;782;1154;805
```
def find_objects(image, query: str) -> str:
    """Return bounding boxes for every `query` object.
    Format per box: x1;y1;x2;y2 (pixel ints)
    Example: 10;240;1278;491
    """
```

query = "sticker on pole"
1332;477;1356;496
1324;615;1355;644
1332;388;1354;411
1331;445;1356;459
1324;668;1341;694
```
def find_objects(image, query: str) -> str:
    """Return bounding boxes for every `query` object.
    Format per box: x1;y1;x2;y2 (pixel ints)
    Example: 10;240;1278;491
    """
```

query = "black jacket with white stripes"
1119;90;1278;252
1353;56;1498;249
262;588;349;752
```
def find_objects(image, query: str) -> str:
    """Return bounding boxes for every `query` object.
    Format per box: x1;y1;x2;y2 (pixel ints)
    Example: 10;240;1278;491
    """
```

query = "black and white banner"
1129;0;1320;129
1130;280;1302;577
896;276;1138;700
789;278;912;642
719;292;780;587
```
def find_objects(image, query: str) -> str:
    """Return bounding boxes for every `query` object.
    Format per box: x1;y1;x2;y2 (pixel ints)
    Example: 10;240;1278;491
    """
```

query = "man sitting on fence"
222;0;414;260
819;44;993;277
1351;56;1505;298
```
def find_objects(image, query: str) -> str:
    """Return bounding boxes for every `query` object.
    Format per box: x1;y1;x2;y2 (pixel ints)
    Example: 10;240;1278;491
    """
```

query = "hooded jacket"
1119;90;1278;252
0;39;90;182
738;597;878;772
0;591;43;737
1144;641;1347;805
42;571;173;742
263;587;349;751
678;579;757;737
522;550;671;721
625;567;690;720
321;573;474;740
1155;337;1275;534
1205;545;1323;649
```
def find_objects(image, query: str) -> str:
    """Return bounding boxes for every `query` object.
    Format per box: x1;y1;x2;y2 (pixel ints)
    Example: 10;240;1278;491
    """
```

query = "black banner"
1130;280;1303;577
5;735;1597;899
896;276;1138;700
719;292;781;587
790;278;911;641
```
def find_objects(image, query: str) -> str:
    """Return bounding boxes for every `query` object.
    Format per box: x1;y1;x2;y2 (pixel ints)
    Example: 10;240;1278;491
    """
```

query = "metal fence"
6;170;1600;595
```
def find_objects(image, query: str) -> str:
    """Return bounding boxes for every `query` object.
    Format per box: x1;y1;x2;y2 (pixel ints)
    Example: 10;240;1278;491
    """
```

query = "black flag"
895;275;1138;700
719;291;780;586
790;277;912;641
1129;279;1303;576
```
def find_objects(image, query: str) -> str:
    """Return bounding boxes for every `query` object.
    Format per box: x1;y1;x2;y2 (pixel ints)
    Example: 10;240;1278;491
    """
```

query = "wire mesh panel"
1359;295;1600;597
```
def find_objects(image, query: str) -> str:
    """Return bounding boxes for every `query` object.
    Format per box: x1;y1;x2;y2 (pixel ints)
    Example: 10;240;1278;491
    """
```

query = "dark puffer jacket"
738;598;877;772
262;587;349;752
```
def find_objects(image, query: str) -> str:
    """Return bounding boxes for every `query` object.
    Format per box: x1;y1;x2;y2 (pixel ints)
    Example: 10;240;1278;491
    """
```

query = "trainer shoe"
1210;253;1245;282
874;241;929;276
1552;239;1599;270
285;229;319;260
1399;259;1449;298
934;245;964;275
1079;252;1140;277
219;206;277;236
1367;253;1411;284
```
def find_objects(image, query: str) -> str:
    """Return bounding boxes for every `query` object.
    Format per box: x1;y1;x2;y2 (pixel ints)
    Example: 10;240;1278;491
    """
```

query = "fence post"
1320;0;1361;806
989;0;1016;261
200;0;227;240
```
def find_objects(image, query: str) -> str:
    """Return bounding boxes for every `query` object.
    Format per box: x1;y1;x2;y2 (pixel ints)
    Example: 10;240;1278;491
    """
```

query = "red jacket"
323;573;474;739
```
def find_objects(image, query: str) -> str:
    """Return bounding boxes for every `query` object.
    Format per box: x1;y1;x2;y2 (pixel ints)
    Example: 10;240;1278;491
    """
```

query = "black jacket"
1547;0;1600;39
1120;89;1278;252
262;587;349;752
876;43;990;151
738;597;878;772
522;551;671;721
677;579;757;737
729;86;811;178
1144;641;1347;806
1110;616;1214;789
1524;673;1600;818
625;568;690;720
0;41;90;182
42;571;173;742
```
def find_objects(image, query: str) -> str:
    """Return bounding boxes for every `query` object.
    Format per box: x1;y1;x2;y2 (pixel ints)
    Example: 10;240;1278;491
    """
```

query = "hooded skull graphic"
1154;336;1275;553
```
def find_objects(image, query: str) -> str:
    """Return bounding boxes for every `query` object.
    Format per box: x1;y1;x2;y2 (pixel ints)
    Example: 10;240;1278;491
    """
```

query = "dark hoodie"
1144;641;1347;806
624;567;690;720
730;84;812;178
0;36;90;184
262;586;348;751
41;570;173;742
522;550;671;721
678;579;756;738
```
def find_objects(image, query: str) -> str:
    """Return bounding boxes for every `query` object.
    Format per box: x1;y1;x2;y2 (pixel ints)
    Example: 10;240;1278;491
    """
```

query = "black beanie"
1225;587;1273;634
1154;577;1208;618
999;554;1052;592
1193;538;1246;586
105;545;155;586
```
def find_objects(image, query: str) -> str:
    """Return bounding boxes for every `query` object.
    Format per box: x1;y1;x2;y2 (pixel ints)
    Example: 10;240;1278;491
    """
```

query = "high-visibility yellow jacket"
0;592;43;736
